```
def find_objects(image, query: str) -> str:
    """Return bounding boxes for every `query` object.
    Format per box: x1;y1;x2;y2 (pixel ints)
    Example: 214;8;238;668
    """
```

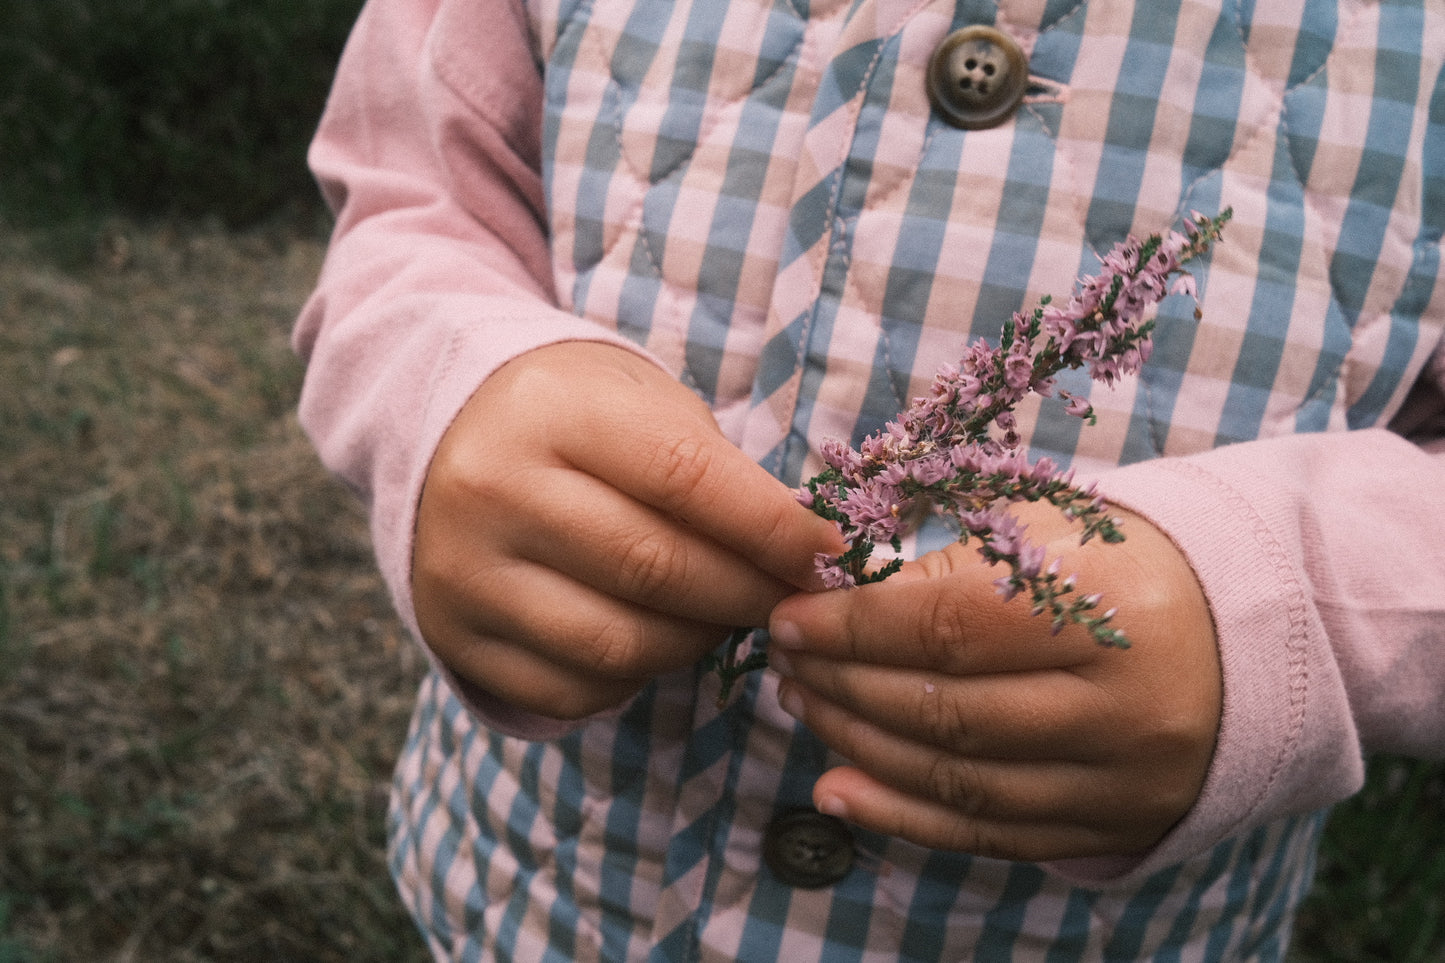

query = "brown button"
926;25;1029;130
763;809;855;888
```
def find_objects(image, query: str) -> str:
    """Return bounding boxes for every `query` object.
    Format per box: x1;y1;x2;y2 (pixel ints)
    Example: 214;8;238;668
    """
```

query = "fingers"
777;678;1195;858
769;544;1101;675
415;553;727;717
766;505;1222;859
504;343;845;592
412;341;844;716
770;650;1120;761
770;508;1213;675
493;464;799;629
437;632;650;721
559;410;833;590
808;768;1126;863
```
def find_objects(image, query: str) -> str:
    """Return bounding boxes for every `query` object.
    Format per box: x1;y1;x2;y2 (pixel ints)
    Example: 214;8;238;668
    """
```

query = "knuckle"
917;589;975;666
412;556;494;644
749;497;796;557
647;434;720;512
422;441;482;503
968;825;1012;860
612;532;687;604
425;431;522;512
1150;708;1212;758
924;756;987;817
504;351;575;411
915;689;974;747
946;820;1011;860
579;615;649;678
1129;689;1218;773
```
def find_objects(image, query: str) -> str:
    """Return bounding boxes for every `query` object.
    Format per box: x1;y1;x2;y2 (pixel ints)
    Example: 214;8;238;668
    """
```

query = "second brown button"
763;809;855;888
926;25;1029;131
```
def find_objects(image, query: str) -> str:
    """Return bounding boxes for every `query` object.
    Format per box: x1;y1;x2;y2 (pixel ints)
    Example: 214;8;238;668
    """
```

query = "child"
295;0;1445;958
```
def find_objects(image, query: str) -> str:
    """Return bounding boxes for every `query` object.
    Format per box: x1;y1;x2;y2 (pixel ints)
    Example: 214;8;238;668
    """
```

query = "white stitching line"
1168;458;1313;840
775;0;921;452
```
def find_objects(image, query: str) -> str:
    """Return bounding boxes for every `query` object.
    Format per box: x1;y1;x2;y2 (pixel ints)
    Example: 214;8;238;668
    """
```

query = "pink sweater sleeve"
1051;377;1445;884
292;0;655;738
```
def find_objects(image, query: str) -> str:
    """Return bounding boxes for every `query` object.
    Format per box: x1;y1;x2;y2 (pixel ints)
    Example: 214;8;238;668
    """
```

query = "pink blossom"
837;481;907;542
994;575;1022;602
795;209;1231;652
820;438;862;475
1016;541;1047;580
1063;393;1093;419
816;554;855;589
906;453;955;486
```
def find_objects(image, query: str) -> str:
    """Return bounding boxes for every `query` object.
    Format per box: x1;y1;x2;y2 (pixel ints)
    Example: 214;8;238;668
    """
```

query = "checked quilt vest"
388;1;1445;959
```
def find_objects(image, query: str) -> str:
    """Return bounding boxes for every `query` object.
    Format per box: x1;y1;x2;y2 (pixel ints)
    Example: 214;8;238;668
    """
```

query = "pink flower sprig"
708;209;1231;705
804;210;1231;616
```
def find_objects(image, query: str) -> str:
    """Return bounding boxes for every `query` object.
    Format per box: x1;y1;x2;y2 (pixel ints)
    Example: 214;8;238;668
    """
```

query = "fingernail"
817;793;848;821
770;619;804;649
777;682;805;721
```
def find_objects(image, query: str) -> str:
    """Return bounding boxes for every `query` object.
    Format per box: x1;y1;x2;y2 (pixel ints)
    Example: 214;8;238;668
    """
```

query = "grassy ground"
0;222;429;960
0;221;1439;960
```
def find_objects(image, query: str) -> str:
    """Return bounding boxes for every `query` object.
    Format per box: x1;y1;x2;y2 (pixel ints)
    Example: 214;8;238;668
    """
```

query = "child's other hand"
413;342;843;720
767;504;1222;862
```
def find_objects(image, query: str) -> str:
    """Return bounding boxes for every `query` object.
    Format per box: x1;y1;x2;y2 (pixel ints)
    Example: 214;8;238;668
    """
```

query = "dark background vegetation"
0;0;1440;960
0;0;356;233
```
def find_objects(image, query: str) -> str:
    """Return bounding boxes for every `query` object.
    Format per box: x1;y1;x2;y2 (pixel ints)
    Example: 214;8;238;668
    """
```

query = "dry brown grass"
0;222;429;960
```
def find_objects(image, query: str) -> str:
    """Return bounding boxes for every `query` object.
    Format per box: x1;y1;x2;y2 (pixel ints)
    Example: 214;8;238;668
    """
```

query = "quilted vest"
530;0;1443;488
391;2;1443;959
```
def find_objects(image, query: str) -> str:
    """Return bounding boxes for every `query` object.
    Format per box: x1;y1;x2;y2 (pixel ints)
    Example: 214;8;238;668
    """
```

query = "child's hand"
767;504;1222;862
413;342;843;720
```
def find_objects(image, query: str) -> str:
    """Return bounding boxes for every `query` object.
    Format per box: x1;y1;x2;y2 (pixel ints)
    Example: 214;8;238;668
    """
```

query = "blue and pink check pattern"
390;0;1445;958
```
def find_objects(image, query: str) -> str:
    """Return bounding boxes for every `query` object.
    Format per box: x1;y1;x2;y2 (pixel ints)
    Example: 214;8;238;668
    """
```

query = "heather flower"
837;481;908;543
802;211;1230;631
709;209;1231;702
816;554;854;589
